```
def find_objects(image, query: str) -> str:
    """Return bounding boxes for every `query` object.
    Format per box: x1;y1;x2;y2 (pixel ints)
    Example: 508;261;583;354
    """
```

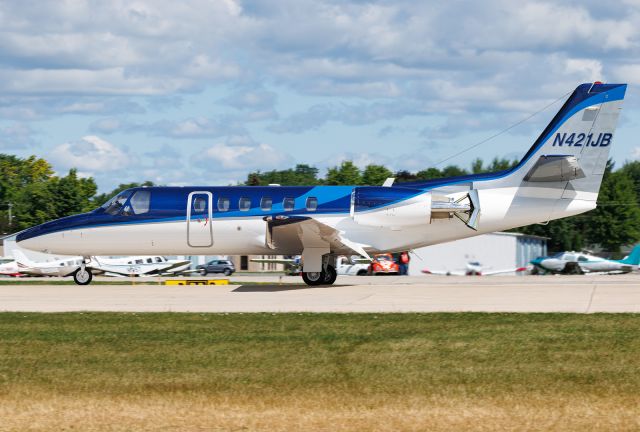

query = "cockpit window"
102;191;133;215
130;190;151;214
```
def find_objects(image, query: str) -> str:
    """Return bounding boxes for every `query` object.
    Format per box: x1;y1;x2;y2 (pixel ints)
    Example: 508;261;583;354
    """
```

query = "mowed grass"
0;313;639;431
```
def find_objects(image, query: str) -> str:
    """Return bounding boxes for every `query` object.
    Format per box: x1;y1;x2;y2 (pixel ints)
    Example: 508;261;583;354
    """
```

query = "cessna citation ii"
17;83;626;285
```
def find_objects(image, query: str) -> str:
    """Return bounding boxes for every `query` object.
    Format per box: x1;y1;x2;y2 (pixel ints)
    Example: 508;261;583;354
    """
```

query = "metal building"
408;232;547;276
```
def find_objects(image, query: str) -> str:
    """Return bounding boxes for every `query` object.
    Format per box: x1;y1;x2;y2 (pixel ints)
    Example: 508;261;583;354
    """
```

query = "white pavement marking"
1;275;639;313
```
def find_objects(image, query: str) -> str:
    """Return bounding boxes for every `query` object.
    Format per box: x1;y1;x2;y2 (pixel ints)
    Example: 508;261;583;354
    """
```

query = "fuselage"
15;181;592;257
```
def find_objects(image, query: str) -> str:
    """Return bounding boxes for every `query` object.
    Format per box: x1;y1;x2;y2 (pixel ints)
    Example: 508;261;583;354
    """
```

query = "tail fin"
12;249;35;267
512;82;626;198
619;245;640;266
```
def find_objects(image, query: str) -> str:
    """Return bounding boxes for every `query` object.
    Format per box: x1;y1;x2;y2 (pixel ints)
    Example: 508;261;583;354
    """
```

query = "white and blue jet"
16;83;627;286
530;245;640;274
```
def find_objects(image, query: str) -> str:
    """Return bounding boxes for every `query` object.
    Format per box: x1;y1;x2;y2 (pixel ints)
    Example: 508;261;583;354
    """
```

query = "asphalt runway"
1;274;639;312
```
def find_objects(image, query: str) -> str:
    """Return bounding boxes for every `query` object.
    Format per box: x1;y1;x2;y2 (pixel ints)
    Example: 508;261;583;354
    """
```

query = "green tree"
517;218;586;252
0;155;56;232
361;164;392;185
414;168;443;180
586;170;640;251
53;169;98;216
619;160;640;204
245;164;321;186
441;165;468;177
325;161;362;185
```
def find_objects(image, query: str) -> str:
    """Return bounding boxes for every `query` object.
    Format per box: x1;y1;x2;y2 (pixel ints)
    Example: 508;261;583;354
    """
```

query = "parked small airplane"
13;250;82;277
422;261;527;276
15;83;627;285
0;257;22;277
90;256;192;277
530;245;640;274
13;250;191;279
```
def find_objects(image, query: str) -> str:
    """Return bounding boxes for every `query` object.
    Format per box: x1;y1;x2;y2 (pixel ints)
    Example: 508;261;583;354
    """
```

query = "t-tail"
617;245;640;266
479;82;627;224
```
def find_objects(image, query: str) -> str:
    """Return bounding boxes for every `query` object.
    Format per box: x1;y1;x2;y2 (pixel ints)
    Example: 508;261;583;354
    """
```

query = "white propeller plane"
16;83;627;286
422;261;527;276
530;245;640;274
13;250;191;279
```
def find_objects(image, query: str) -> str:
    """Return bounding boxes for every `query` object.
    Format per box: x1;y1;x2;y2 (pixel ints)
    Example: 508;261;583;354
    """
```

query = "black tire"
199;268;207;276
73;268;93;285
322;265;337;285
357;269;368;276
302;271;324;286
223;268;232;276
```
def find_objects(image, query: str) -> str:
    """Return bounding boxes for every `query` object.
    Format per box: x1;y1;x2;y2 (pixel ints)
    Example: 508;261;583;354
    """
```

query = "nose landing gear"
73;259;93;285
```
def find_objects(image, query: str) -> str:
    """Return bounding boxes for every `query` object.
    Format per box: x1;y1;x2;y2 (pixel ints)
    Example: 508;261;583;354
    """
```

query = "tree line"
1;153;639;253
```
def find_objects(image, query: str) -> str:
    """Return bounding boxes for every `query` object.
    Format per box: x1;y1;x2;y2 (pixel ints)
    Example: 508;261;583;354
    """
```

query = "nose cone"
16;213;90;253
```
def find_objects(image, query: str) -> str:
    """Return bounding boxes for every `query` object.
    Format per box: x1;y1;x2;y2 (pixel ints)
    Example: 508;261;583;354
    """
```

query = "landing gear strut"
73;259;93;285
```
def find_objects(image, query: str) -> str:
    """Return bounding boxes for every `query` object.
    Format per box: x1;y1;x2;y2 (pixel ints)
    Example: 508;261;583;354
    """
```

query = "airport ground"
1;275;639;431
0;274;639;312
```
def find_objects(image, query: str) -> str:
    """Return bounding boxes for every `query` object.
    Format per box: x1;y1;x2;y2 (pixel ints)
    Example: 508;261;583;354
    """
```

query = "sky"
2;0;640;192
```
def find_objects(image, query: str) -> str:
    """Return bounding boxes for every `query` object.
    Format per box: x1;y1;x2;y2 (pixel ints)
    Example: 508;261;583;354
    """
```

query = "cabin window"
103;191;133;215
283;197;295;211
306;197;318;211
129;190;151;214
217;197;230;212
192;197;207;213
261;197;272;211
155;257;163;263
239;197;251;211
135;259;143;264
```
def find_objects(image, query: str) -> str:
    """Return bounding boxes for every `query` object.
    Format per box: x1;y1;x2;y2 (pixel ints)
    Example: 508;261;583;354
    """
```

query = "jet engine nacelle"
350;187;432;228
351;186;481;230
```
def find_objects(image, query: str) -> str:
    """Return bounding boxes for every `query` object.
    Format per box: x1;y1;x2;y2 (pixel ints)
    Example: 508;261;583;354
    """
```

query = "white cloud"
49;136;133;173
194;142;292;171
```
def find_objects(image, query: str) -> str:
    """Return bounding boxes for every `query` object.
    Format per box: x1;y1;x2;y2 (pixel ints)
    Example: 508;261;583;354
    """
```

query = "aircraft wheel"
73;268;93;285
302;271;324;286
322;265;337;285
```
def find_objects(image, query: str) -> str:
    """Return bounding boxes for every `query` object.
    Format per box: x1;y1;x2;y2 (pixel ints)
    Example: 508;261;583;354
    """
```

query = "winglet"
382;178;395;187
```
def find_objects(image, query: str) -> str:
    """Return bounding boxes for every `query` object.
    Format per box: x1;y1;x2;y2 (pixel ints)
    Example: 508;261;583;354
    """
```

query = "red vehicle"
368;253;399;275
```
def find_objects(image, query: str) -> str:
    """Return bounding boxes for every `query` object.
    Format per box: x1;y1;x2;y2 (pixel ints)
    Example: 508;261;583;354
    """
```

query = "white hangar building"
408;232;547;276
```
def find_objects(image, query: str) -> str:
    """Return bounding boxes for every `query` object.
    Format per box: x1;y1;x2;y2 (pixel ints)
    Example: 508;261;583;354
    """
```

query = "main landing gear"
301;264;337;286
73;259;93;285
302;254;338;286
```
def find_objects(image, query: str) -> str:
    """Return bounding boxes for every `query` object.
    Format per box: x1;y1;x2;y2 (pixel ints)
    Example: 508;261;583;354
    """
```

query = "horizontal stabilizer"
524;155;586;182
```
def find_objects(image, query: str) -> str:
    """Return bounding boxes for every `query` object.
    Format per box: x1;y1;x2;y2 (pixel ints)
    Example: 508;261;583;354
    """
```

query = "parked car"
336;255;370;276
368;253;399;275
196;259;235;276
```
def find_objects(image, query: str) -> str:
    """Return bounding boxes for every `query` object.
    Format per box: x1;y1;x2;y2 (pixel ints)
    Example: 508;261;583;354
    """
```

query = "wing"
482;267;528;276
422;269;466;276
267;216;372;271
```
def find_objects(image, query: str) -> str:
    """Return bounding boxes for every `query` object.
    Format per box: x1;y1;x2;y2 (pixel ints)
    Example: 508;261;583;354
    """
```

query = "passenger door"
187;191;213;247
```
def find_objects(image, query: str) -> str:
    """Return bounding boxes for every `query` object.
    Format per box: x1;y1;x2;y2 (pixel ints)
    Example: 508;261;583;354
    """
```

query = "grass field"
0;313;639;431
